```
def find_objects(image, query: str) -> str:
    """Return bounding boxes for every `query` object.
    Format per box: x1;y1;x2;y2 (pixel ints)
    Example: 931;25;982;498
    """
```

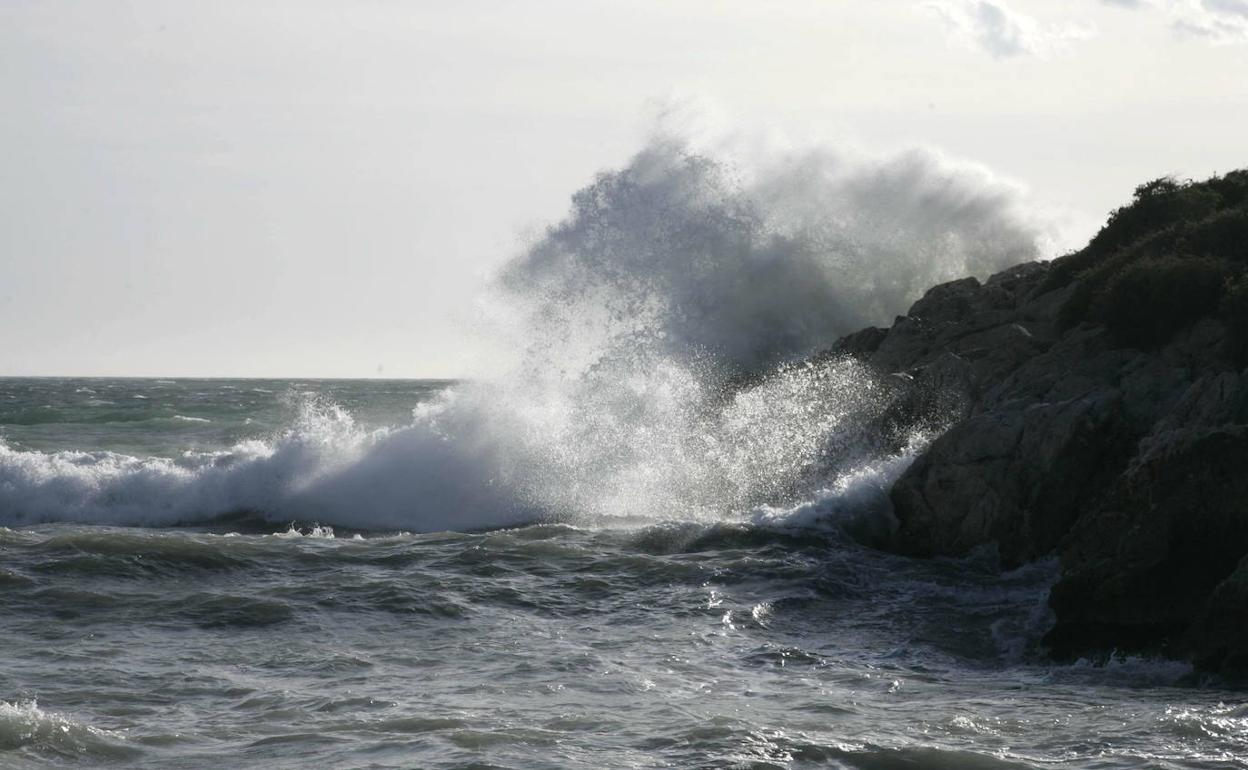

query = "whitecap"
0;700;135;759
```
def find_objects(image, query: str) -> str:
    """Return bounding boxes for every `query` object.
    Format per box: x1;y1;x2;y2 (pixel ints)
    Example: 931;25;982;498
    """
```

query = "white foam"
271;523;337;539
749;436;930;539
0;700;127;756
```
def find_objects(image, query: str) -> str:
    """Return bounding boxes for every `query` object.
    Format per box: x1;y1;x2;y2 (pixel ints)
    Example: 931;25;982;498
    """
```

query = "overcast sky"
2;0;1246;378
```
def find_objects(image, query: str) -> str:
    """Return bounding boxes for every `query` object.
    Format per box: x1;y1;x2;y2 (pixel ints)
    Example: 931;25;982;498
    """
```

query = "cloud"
1172;0;1248;42
1102;0;1248;44
923;0;1098;58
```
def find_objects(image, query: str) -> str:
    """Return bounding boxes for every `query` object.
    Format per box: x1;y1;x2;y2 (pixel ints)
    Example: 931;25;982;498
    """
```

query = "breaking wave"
0;700;137;760
0;135;1044;532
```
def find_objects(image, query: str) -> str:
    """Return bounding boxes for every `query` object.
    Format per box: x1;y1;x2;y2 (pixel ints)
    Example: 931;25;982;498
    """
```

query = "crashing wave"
0;135;1043;532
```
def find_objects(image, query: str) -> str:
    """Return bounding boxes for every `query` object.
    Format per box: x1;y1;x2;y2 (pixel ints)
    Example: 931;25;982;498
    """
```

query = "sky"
1;0;1246;378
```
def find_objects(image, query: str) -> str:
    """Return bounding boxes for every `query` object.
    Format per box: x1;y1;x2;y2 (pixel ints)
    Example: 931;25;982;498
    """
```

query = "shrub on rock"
1101;256;1229;349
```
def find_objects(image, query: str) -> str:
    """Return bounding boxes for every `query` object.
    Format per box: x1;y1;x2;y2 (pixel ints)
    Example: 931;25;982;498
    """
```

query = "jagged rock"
831;326;889;358
1153;369;1248;432
836;170;1248;674
824;250;1248;674
866;266;1053;383
1045;426;1248;662
906;276;982;324
890;393;1132;567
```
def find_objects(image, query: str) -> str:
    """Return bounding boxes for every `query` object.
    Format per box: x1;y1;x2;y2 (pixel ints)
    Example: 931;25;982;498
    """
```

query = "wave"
0;700;137;761
818;745;1040;770
0;134;1043;532
0;396;521;531
0;364;908;531
0;411;214;428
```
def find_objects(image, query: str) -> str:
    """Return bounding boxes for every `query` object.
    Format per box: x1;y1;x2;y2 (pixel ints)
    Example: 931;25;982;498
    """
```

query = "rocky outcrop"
827;256;1248;677
1047;425;1248;662
891;392;1133;567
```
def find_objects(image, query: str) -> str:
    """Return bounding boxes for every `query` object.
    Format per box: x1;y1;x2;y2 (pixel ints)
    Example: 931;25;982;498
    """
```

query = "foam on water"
0;136;1044;533
749;433;935;542
0;701;135;760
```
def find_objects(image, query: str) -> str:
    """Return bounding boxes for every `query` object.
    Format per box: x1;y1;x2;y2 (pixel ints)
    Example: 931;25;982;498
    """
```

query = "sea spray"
483;136;1042;379
0;136;1044;531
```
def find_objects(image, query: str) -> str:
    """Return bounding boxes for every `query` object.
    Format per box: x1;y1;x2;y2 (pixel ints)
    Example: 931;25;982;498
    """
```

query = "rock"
863;267;1055;387
1186;556;1248;676
1153;369;1248;432
906;276;982;324
1045;426;1248;662
820;252;1248;673
831;326;889;358
890;393;1133;567
832;170;1248;674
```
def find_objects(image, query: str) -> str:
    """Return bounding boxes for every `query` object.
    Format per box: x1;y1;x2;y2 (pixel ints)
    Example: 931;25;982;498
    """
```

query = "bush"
1057;227;1183;331
1180;207;1248;264
1044;171;1246;294
1207;169;1248;210
1100;256;1229;348
1047;169;1248;345
1086;177;1222;260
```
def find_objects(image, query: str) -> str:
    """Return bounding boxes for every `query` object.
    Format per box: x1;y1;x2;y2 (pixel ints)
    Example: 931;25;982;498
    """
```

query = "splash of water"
483;136;1040;380
0;136;1043;531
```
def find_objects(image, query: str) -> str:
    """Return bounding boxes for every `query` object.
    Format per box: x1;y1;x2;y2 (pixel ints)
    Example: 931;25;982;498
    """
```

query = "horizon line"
0;374;462;382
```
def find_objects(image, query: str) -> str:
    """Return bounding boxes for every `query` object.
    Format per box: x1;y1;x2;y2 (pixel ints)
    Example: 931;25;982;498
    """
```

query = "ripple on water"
2;521;1246;769
806;744;1042;769
175;593;295;628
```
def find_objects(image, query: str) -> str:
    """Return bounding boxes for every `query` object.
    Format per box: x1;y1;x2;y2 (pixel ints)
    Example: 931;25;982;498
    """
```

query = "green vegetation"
1100;256;1228;349
1050;170;1248;350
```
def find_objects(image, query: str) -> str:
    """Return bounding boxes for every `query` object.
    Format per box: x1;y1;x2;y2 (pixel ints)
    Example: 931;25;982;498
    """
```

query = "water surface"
0;378;1243;769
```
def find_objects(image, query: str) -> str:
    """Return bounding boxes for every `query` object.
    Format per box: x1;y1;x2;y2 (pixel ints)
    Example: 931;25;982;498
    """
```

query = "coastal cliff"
832;170;1248;676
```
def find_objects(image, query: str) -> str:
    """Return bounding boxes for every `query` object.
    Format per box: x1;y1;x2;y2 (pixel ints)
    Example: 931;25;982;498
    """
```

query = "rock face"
829;257;1248;676
1048;425;1248;663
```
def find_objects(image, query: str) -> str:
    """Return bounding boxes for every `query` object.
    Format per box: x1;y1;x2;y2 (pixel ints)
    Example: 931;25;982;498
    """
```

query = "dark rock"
890;393;1133;567
828;249;1247;674
831;326;889;358
873;266;1052;376
1186;556;1248;676
907;276;982;324
1045;426;1248;661
845;169;1248;675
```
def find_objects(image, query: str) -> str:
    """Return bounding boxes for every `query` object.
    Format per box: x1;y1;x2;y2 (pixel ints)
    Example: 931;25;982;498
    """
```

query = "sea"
1;377;1245;770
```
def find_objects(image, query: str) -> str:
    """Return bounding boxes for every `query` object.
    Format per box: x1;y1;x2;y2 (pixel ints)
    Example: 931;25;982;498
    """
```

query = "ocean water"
1;377;1245;770
2;139;1244;768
